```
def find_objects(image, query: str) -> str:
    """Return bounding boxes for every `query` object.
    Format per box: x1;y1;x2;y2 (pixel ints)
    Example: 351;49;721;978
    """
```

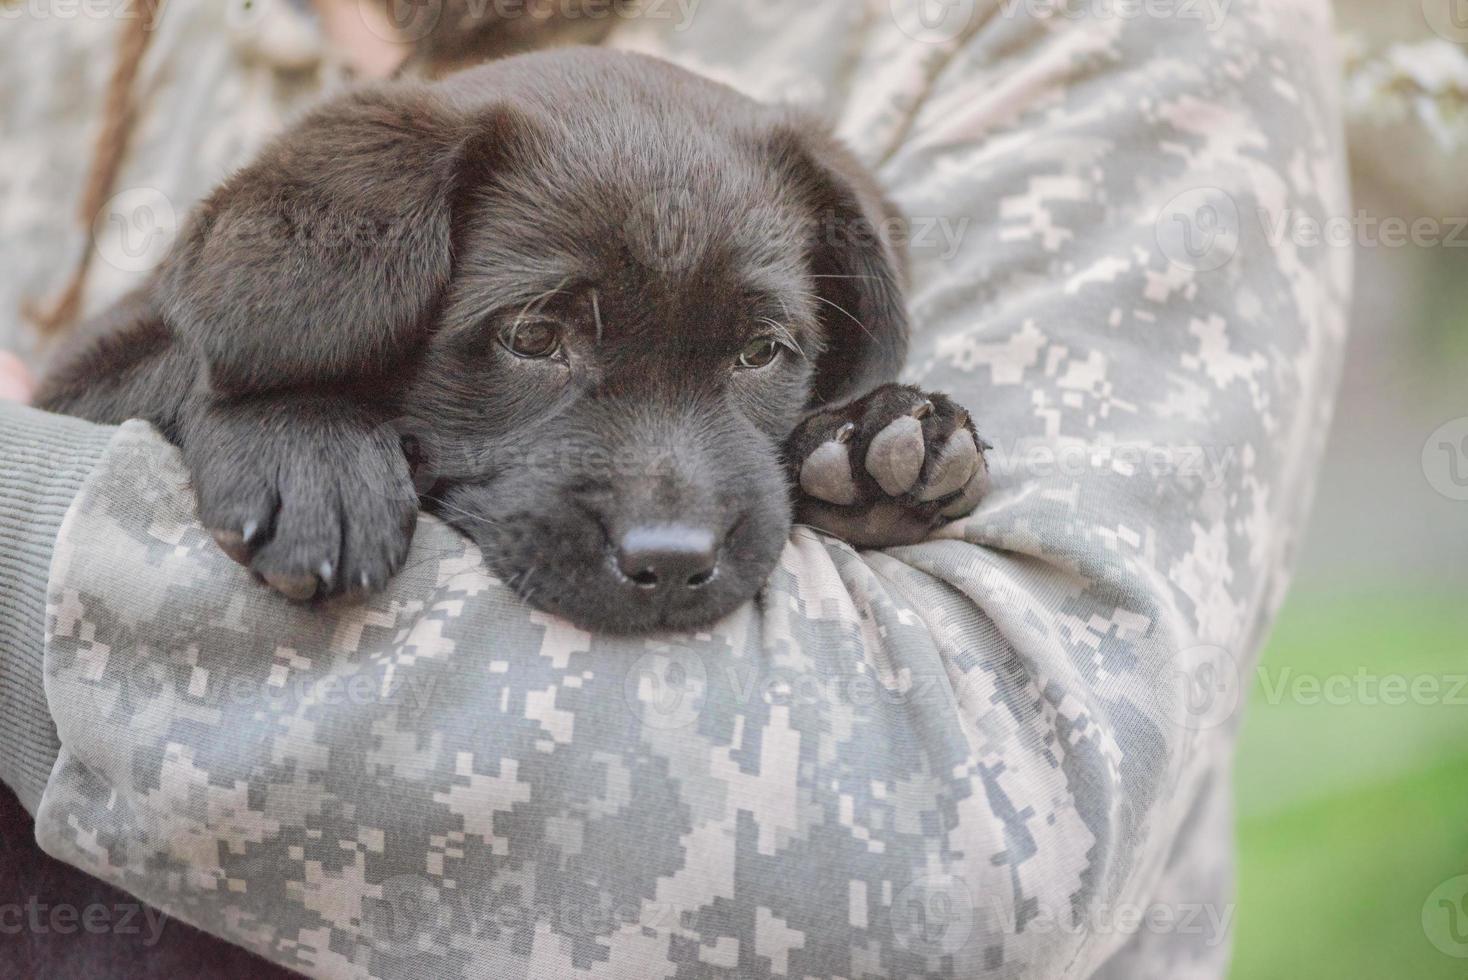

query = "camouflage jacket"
0;1;1350;977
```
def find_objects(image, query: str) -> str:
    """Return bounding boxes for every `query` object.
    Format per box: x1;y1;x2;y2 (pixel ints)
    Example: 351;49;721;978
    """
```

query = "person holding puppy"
0;2;1349;978
0;353;31;403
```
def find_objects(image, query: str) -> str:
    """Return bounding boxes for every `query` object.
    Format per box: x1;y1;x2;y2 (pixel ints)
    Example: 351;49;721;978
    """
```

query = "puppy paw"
181;398;417;601
788;384;989;548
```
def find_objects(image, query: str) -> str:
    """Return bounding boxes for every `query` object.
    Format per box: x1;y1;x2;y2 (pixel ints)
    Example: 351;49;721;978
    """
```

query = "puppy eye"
500;319;562;359
736;337;784;370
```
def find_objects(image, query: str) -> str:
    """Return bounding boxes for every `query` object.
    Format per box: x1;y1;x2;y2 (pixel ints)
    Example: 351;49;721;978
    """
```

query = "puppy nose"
616;524;719;590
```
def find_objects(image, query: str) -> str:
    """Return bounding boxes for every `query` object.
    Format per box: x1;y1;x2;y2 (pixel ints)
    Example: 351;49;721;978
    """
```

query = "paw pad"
917;429;981;502
865;415;926;495
791;384;989;548
800;441;859;506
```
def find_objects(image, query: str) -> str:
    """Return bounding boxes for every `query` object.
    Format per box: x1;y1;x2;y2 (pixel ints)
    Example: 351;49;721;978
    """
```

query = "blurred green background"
1234;595;1468;979
1232;4;1468;975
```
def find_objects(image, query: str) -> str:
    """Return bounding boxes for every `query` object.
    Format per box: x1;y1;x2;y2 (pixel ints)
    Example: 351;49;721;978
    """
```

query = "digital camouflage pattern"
14;0;1350;976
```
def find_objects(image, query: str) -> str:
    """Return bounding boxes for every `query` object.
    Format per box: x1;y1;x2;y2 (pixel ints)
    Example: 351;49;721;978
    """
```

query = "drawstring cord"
24;10;155;335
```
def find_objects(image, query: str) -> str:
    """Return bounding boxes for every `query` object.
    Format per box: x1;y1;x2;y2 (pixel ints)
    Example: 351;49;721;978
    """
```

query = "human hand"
0;352;35;404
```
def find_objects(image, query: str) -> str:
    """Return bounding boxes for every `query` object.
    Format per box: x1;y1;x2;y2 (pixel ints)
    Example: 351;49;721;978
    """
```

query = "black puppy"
38;49;988;635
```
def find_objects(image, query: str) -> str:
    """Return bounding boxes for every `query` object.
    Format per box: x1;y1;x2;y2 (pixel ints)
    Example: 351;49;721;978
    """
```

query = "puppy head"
165;50;908;634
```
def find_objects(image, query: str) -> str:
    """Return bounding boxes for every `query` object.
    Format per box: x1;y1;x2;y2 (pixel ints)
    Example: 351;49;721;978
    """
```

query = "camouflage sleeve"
0;403;115;814
33;2;1349;978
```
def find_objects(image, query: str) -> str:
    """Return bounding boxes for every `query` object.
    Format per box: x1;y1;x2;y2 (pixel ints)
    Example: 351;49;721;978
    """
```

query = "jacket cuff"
0;403;116;815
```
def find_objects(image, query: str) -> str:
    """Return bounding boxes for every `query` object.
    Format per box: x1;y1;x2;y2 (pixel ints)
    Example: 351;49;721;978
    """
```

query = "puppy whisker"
509;565;541;604
513;276;572;326
421;494;504;529
809;293;874;341
756;317;806;359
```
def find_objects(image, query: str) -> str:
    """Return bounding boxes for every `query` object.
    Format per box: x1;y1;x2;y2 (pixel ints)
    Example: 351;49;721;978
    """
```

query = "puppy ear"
768;121;910;407
157;86;524;395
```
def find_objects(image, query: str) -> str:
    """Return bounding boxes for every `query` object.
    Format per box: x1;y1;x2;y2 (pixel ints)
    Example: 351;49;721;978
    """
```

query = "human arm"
17;2;1351;977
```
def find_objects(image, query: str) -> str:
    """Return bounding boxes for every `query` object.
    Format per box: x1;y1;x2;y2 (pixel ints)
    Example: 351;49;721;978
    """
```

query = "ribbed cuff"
0;403;116;815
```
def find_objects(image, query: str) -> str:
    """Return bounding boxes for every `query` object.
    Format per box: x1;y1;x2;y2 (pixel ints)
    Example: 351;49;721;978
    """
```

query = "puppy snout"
615;524;719;591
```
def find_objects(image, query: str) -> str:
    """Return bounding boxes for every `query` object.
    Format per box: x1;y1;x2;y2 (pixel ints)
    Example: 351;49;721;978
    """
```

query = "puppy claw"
211;529;252;566
865;415;925;496
242;519;263;545
918;429;980;502
800;440;858;506
318;561;336;589
264;572;318;602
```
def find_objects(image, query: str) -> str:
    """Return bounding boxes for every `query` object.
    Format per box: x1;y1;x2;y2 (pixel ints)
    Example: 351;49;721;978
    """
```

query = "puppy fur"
38;48;986;635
